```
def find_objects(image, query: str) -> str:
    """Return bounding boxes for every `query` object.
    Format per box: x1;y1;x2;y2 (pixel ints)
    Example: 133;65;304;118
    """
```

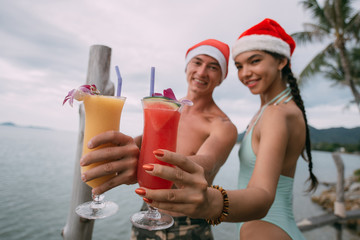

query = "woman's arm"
139;108;292;222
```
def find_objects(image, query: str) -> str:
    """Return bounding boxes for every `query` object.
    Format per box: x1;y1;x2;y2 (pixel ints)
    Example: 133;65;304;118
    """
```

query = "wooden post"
332;152;345;240
333;152;346;218
62;45;114;240
334;222;343;240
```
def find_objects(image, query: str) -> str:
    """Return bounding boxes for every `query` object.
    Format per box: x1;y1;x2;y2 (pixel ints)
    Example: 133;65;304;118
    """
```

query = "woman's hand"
135;150;217;219
80;131;139;195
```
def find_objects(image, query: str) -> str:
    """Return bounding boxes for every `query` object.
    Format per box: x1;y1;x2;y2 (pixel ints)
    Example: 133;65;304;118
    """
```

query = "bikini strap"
252;87;292;126
274;88;293;105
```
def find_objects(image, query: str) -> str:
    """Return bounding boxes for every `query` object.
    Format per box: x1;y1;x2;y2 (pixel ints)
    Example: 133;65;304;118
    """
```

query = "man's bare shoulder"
212;114;237;133
206;107;235;125
180;104;237;134
203;108;237;136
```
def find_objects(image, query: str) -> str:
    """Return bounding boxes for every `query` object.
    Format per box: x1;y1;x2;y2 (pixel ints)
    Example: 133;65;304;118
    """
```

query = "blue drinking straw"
150;67;155;96
115;66;122;97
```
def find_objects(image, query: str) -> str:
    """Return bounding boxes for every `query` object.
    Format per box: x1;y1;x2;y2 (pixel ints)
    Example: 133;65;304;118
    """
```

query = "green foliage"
292;0;360;107
312;142;360;153
354;169;360;182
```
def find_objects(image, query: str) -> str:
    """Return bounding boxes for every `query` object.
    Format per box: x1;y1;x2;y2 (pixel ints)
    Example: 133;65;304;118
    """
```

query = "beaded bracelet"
205;185;229;225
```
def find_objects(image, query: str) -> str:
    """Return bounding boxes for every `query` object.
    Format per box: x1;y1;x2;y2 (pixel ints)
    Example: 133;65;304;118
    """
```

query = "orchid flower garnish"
63;84;100;107
153;88;193;107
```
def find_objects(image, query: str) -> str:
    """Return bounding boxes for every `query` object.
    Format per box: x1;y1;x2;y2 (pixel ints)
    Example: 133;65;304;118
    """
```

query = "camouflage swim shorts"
131;205;213;240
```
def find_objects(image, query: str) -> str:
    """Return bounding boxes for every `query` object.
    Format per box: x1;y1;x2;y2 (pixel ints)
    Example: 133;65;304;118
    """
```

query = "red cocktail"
137;98;180;189
131;97;181;230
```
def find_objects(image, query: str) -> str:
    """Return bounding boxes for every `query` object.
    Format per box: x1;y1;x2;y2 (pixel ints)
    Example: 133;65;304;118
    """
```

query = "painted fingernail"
153;149;164;157
135;188;146;196
143;164;154;171
143;197;152;204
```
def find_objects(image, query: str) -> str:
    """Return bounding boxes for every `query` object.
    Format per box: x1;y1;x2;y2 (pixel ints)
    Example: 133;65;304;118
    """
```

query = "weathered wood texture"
333;152;346;218
62;45;114;240
297;209;360;231
297;153;360;237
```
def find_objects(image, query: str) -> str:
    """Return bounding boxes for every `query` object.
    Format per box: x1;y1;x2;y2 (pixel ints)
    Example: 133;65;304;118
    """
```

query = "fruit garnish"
151;88;193;107
63;84;100;107
143;97;181;109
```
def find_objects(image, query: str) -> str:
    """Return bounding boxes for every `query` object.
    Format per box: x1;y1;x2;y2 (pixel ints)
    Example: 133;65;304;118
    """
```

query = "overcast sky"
1;0;359;136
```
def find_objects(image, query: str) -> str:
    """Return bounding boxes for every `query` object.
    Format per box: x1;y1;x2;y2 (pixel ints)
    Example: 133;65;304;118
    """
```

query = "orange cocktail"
82;95;126;188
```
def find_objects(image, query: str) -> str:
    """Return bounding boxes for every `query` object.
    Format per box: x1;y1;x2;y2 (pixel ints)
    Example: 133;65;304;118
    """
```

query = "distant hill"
309;126;360;144
0;122;51;130
1;122;16;127
237;126;360;145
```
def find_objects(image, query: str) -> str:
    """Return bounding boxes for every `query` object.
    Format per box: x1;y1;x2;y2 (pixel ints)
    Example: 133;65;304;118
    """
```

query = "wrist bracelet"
205;185;229;225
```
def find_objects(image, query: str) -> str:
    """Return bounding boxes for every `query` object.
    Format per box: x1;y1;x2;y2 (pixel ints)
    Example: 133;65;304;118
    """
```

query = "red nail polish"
153;149;164;157
143;197;152;204
143;164;154;171
135;188;146;196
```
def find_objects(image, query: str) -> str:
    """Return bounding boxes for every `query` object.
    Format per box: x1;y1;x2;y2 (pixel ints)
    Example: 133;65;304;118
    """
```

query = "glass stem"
146;204;161;220
91;194;105;209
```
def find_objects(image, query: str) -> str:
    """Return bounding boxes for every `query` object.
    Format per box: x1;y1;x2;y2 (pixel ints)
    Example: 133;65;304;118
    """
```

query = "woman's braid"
283;63;318;192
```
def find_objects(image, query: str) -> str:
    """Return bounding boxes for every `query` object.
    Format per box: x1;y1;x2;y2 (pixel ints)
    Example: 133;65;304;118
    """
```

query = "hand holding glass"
130;97;181;230
75;95;126;219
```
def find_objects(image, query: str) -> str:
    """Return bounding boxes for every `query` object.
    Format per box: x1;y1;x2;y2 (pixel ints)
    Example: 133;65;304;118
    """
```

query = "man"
132;39;238;240
81;39;237;239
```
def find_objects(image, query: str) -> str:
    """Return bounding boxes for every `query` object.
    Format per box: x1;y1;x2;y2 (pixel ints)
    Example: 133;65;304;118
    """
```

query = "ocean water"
0;125;359;240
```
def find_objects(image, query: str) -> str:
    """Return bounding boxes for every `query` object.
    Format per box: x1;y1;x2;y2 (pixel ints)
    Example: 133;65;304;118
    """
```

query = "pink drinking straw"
115;66;122;97
150;67;155;96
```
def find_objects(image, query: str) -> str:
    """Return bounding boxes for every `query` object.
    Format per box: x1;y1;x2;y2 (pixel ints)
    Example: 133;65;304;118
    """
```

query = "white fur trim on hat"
185;45;227;81
232;34;291;60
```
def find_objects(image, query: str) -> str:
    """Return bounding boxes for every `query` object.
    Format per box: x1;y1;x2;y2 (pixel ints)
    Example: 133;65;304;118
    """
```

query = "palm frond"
299;0;328;24
323;0;337;28
291;31;313;45
349;48;360;85
299;43;335;83
345;12;360;42
339;0;354;21
291;23;330;45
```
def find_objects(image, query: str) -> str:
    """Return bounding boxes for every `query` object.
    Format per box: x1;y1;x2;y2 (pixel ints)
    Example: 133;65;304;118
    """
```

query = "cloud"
0;0;359;134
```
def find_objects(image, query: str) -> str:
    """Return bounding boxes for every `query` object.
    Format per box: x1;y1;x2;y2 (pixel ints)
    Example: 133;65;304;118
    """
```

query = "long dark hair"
266;51;318;192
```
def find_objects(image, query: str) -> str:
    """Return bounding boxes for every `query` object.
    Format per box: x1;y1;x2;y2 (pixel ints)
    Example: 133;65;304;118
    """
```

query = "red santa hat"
232;18;296;60
185;39;230;82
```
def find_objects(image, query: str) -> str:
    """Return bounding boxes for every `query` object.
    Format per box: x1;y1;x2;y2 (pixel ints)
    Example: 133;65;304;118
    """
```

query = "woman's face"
234;50;287;95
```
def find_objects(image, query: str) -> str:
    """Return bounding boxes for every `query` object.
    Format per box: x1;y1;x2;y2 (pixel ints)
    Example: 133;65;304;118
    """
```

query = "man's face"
185;54;222;95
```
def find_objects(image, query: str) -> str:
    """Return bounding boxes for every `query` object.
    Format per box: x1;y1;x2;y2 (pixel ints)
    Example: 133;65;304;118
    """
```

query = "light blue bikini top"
237;88;306;240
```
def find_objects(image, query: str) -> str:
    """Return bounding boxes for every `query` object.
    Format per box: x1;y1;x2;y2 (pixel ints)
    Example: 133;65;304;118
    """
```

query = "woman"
135;18;318;240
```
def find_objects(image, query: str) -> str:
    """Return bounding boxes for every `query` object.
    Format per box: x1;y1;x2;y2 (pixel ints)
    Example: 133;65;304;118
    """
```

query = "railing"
297;152;360;240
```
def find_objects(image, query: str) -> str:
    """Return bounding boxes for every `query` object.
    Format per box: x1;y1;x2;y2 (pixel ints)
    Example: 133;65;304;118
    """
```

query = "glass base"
75;200;118;219
130;210;174;231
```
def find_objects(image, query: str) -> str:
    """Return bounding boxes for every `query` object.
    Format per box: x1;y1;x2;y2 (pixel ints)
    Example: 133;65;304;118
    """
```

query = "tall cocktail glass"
130;97;181;230
75;94;126;219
